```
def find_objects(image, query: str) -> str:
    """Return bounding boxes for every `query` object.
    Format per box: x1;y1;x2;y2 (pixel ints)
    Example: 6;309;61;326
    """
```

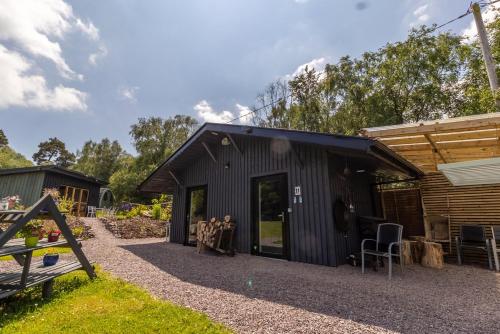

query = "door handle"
277;212;285;222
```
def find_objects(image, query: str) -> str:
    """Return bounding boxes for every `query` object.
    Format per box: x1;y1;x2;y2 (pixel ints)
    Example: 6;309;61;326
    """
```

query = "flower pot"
48;231;61;242
24;236;39;248
43;253;59;266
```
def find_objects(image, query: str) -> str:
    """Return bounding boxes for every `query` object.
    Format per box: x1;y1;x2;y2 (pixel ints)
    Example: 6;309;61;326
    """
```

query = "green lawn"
0;269;232;334
0;246;72;261
260;220;283;243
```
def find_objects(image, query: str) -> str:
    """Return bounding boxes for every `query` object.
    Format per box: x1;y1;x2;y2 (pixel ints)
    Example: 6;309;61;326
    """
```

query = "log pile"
402;238;444;269
197;215;235;255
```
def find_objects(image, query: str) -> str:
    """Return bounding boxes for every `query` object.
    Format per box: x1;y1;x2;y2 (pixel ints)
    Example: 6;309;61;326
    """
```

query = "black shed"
0;166;105;215
140;123;420;266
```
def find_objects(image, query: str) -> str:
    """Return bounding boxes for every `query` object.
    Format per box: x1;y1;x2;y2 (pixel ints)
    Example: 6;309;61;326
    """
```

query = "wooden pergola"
360;112;500;173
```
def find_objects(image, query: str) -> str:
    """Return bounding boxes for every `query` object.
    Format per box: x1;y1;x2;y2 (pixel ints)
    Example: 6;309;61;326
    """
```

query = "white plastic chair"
87;206;97;218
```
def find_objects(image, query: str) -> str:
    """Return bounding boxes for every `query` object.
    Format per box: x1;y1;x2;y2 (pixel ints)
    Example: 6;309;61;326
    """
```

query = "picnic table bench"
0;194;95;300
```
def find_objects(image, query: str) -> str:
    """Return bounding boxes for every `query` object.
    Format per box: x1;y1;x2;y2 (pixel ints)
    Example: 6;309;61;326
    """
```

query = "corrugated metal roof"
438;157;500;186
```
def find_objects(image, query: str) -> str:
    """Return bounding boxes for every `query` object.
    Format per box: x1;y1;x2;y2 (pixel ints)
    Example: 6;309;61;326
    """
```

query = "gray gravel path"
3;218;499;333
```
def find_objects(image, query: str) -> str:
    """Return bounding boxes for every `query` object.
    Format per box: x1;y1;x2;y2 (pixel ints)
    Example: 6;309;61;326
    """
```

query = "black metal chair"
361;223;403;279
489;226;500;272
455;225;493;270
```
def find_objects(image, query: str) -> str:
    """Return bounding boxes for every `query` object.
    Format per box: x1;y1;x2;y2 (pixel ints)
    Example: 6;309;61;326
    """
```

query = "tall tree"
0;129;8;147
32;137;75;167
253;79;291;128
130;115;198;170
0;146;32;168
73;138;128;182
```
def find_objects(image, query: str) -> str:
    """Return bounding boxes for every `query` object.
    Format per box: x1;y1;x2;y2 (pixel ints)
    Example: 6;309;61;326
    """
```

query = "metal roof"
139;123;421;193
438;157;500;186
361;112;500;173
0;165;107;185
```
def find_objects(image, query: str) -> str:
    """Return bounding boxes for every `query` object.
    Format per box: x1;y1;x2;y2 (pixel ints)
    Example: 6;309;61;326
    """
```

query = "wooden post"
471;2;500;108
42;279;54;299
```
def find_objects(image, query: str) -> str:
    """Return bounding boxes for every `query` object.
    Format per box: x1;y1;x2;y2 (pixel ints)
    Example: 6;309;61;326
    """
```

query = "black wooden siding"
328;154;376;264
43;172;101;207
171;137;378;266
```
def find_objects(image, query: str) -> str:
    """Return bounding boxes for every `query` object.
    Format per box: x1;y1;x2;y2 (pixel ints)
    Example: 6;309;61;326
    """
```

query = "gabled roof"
139;123;421;193
0;165;106;185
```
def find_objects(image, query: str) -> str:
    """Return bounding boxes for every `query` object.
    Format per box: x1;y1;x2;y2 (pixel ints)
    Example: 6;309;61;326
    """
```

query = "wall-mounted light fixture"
224;162;230;169
221;137;230;146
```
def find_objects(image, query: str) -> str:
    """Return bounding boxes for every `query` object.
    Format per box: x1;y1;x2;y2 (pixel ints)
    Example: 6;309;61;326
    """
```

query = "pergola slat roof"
360;112;500;172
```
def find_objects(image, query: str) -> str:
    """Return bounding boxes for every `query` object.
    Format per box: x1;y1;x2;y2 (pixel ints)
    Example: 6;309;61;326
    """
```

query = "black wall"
43;172;101;207
169;136;377;267
327;154;376;264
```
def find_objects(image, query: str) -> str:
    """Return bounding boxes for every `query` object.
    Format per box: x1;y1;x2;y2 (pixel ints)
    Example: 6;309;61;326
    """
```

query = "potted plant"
43;253;59;266
47;229;61;242
21;220;44;248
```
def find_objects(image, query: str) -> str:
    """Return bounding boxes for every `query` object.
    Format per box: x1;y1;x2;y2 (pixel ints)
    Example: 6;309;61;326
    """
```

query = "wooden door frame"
184;185;208;246
251;173;290;260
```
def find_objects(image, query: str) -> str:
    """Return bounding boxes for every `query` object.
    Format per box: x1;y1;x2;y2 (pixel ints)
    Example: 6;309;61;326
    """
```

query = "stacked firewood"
197;215;235;254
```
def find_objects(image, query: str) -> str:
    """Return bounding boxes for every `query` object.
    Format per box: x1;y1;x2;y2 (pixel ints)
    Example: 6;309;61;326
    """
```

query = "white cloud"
195;100;234;123
118;86;139;103
0;0;104;112
285;57;327;80
0;44;87;111
0;0;102;80
75;18;99;41
462;3;500;41
194;100;253;124
235;103;253;124
409;4;430;27
89;45;108;65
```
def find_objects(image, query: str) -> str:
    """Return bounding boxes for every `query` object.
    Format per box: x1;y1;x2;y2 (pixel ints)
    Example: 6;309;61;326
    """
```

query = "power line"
226;2;494;124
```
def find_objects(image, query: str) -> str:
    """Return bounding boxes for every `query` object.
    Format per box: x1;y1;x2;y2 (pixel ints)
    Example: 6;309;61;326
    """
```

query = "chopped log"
224;215;231;223
402;240;413;265
421;242;444;269
410;240;424;264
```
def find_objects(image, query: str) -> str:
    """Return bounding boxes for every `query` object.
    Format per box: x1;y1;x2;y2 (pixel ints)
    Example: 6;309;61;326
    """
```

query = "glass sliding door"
185;186;208;246
252;174;288;258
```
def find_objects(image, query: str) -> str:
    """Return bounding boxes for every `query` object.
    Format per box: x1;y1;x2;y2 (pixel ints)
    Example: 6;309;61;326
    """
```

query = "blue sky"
0;0;485;159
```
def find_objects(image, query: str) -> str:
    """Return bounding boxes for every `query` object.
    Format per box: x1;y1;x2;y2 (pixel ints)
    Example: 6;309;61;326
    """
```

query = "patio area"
74;219;499;334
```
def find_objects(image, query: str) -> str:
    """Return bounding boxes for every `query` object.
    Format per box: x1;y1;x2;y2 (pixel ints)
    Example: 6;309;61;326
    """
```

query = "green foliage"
0;146;33;169
151;203;161;220
71;226;84;238
254;22;500;135
151;194;172;221
0;269;231;333
130;115;198;169
108;156;149;203
72;138;128;182
0;129;8;146
126;204;149;218
32;137;75;168
20;220;44;238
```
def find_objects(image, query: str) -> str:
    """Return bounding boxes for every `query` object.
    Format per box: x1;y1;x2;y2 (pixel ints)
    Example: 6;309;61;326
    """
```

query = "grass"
0;246;72;261
260;220;283;243
0;268;232;334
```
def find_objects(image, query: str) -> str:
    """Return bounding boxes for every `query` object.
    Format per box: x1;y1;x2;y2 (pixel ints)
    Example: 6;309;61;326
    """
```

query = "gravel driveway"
3;218;499;333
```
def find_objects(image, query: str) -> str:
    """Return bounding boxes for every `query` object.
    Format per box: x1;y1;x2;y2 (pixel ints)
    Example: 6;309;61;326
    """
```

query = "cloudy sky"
0;0;490;158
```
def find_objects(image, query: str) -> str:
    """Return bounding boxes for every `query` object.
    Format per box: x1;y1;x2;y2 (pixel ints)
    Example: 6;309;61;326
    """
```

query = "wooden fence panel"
420;172;500;264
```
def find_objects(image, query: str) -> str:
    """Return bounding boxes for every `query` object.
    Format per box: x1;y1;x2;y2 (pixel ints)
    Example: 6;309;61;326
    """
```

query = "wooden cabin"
0;166;105;216
139;123;419;267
